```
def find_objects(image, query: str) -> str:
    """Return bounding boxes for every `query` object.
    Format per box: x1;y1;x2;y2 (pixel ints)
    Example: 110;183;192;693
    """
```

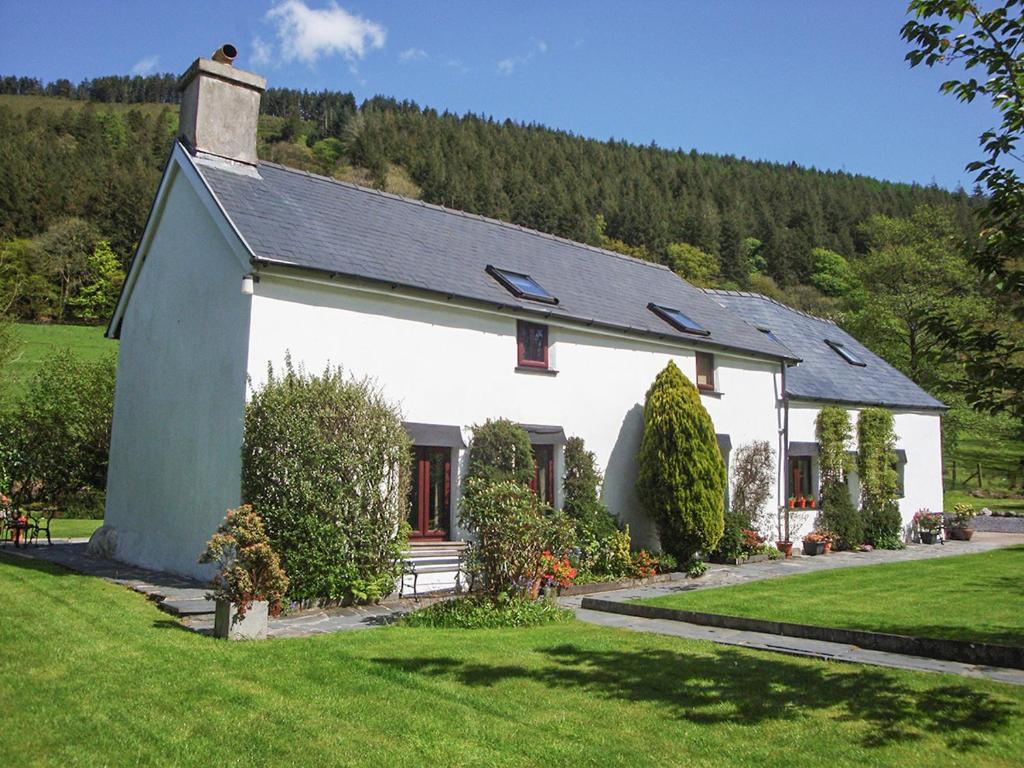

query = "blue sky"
0;1;991;190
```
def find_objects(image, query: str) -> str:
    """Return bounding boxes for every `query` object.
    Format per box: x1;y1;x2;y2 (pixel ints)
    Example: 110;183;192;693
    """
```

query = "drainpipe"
781;362;790;542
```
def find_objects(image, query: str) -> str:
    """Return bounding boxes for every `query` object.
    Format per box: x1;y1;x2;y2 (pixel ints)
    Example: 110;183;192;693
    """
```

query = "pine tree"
636;360;726;560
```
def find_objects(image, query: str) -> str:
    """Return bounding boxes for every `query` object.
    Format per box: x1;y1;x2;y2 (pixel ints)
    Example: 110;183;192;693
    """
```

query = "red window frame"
696;352;715;391
517;320;549;369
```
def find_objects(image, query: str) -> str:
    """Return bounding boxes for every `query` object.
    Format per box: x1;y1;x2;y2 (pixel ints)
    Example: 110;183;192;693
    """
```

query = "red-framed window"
517;320;549;369
696;352;715;391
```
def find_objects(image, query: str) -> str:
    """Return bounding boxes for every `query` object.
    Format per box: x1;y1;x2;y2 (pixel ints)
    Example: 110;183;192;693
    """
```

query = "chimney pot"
212;44;237;65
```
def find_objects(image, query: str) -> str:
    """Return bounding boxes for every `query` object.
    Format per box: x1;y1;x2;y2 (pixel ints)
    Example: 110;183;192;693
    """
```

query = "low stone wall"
580;597;1024;670
971;515;1024;534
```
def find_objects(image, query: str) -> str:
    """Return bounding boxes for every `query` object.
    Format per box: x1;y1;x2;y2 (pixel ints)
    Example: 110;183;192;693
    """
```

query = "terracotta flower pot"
948;527;974;541
776;540;793;559
823;541;832;554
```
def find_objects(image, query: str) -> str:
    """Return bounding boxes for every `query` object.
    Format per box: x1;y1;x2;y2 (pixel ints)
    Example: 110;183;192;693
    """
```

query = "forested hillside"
1;72;977;287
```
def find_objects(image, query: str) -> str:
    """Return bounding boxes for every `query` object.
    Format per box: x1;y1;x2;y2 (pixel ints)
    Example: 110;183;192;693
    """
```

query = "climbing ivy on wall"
856;407;902;547
815;406;853;486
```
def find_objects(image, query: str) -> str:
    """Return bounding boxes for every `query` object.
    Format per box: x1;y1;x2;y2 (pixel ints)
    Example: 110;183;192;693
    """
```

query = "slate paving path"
559;533;1024;685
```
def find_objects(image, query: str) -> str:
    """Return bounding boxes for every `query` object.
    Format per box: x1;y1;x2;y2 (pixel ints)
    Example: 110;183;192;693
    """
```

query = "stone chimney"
178;45;265;165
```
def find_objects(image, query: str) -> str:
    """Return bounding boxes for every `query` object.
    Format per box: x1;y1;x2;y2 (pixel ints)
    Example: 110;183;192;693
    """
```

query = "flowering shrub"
913;509;944;533
740;528;764;554
803;531;827;543
540;551;577;588
199;505;289;618
630;550;659;579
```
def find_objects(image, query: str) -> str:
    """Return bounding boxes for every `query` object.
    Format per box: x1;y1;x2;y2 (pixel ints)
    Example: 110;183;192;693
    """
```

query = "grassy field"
48;518;104;539
2;323;115;402
635;547;1024;648
944;414;1024;513
0;93;175;119
1;554;1022;767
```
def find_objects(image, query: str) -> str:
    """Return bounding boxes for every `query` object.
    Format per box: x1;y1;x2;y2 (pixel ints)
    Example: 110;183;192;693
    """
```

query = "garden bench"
400;543;479;599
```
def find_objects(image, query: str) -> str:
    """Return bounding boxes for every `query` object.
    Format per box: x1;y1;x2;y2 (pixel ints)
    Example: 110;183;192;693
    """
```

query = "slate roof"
191;151;796;362
706;290;946;410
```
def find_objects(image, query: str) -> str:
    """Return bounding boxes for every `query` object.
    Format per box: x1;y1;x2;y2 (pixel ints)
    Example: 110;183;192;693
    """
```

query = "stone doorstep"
580;597;1024;671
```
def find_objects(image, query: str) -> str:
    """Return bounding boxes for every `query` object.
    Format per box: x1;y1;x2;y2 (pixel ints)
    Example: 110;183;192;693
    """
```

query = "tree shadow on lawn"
375;644;1018;752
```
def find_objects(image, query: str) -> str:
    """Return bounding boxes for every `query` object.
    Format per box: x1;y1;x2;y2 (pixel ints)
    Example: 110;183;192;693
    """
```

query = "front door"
409;446;451;539
530;444;555;505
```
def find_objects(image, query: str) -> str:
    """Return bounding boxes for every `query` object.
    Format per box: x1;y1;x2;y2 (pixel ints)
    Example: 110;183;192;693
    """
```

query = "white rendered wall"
787;403;944;539
247;274;785;550
104;170;251;579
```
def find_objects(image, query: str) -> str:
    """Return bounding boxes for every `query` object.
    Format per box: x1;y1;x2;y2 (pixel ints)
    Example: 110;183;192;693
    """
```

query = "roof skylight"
486;265;558;304
826;339;866;367
648;303;710;336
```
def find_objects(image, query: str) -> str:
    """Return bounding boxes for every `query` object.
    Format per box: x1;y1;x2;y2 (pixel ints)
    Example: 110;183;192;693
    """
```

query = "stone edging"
971;516;1024;533
579;597;1024;670
559;572;687;597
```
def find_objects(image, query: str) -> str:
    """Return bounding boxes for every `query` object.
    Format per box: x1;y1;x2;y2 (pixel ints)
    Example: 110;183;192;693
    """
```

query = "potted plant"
818;528;835;554
912;509;943;545
788;497;796;509
200;505;289;640
947;503;976;541
802;531;826;556
798;496;807;508
808;496;817;509
775;539;793;559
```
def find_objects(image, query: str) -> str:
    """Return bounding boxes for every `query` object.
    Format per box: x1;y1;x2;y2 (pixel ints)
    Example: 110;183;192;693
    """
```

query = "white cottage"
103;55;944;582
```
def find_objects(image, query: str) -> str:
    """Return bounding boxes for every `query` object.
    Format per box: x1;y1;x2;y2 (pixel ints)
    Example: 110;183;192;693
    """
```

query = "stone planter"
802;540;825;556
920;531;939;545
214;599;269;640
947;527;974;541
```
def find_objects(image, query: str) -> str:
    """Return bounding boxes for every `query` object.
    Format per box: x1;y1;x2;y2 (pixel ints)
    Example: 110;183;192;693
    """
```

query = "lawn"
635;547;1024;648
2;555;1023;767
48;518;103;539
3;323;115;403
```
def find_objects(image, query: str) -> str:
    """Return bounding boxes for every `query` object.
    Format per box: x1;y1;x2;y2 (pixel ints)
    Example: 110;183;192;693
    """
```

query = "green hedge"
242;360;410;605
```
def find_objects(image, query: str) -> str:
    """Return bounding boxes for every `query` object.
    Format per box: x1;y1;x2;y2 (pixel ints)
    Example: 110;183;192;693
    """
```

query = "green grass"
2;555;1023;766
2;323;115;402
944;414;1024;512
635;547;1024;648
48;518;103;539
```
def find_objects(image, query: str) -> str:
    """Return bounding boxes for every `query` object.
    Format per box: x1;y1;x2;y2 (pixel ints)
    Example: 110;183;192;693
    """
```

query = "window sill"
699;389;724;399
515;366;559;377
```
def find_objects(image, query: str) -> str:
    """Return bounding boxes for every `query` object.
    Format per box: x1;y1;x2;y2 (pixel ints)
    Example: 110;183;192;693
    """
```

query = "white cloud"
266;1;386;64
131;55;159;76
250;36;273;67
399;47;427;63
496;40;547;76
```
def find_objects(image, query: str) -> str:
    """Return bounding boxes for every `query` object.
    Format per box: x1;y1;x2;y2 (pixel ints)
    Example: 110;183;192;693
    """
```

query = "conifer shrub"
818;481;863;549
465;419;535;487
857;408;902;548
636;360;726;561
242;360;410;605
563;436;619;539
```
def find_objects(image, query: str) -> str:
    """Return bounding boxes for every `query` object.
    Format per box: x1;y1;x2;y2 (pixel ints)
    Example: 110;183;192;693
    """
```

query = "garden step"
160;598;217;616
